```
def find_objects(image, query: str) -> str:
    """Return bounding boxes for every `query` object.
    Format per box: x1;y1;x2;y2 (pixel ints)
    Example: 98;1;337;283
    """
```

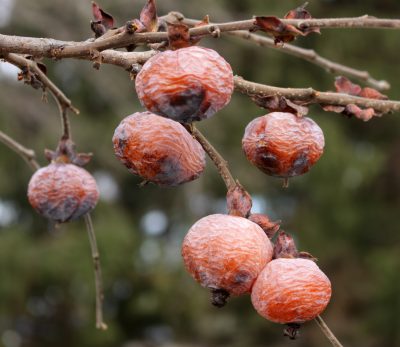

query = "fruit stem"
84;213;108;331
0;130;40;171
185;124;236;191
315;315;344;347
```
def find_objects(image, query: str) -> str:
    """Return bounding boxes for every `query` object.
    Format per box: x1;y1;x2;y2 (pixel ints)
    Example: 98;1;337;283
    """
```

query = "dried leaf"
251;95;308;116
167;22;191;49
254;16;305;44
321;104;345;113
359;87;388;100
325;76;387;121
344;104;376;122
334;76;362;95
139;0;158;32
226;182;252;218
284;3;320;35
91;2;115;38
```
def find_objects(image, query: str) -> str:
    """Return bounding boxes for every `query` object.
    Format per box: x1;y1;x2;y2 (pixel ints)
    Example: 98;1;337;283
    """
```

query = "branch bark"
234;76;400;114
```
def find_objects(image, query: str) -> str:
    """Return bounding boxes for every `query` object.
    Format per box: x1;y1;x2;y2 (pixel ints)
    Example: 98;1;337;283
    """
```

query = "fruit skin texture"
182;214;273;296
135;46;234;123
28;163;99;223
251;258;331;324
242;112;325;178
113;112;206;187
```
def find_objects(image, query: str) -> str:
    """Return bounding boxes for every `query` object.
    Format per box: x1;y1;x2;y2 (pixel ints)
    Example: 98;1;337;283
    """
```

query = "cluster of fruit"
26;45;330;333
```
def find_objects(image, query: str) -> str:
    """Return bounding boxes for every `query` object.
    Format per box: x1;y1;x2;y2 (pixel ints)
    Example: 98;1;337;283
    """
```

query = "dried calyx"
44;138;92;166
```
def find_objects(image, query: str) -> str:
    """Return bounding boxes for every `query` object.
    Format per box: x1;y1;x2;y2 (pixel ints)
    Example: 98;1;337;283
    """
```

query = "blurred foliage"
1;0;400;347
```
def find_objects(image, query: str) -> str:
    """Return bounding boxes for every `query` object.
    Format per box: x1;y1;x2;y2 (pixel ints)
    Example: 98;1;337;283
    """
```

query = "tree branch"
315;315;344;347
84;213;108;331
184;124;236;191
1;15;400;58
2;53;79;139
165;13;389;91
0;130;40;171
234;75;400;114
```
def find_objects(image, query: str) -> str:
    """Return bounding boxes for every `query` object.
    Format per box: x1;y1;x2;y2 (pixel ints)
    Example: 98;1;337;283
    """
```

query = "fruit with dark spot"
112;112;206;186
251;258;331;323
135;46;234;123
242;112;324;178
182;214;273;306
27;163;99;222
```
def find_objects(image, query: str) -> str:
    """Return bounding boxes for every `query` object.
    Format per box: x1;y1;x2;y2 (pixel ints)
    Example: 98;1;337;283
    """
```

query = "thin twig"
83;213;108;331
2;53;79;139
0;130;40;171
315;315;344;347
167;13;389;90
234;75;400;114
184;124;236;190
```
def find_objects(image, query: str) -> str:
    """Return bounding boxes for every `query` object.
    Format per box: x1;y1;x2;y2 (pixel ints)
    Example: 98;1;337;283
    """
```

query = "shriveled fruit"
135;46;234;123
182;214;273;305
28;163;99;222
112;111;206;186
251;258;331;324
242;112;324;178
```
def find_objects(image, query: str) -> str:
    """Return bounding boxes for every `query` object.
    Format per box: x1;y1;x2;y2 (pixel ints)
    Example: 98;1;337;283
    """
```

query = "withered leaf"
254;16;304;44
344;104;376;122
325;76;388;121
167;22;191;49
321;104;345;113
251;95;308;117
284;3;320;35
334;76;362;95
91;2;115;37
139;0;158;32
359;87;388;100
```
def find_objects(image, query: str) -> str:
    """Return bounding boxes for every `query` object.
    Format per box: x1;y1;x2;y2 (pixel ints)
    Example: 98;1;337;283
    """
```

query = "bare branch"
1;14;400;58
2;53;79;139
315;315;344;347
0;130;40;171
184;124;236;191
167;13;389;91
234;75;400;115
84;213;108;331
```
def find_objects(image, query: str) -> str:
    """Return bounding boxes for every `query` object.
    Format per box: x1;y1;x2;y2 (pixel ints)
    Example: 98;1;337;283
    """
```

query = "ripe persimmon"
251;258;331;324
113;111;206;186
135;46;234;123
242;112;324;179
27;163;99;222
182;214;273;306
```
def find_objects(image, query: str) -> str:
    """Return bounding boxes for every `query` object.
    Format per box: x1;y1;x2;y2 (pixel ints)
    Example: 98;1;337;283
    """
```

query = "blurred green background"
1;0;400;346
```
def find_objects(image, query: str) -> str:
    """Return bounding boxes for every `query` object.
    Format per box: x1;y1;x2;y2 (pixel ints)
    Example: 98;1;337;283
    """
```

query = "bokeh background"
1;0;400;346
